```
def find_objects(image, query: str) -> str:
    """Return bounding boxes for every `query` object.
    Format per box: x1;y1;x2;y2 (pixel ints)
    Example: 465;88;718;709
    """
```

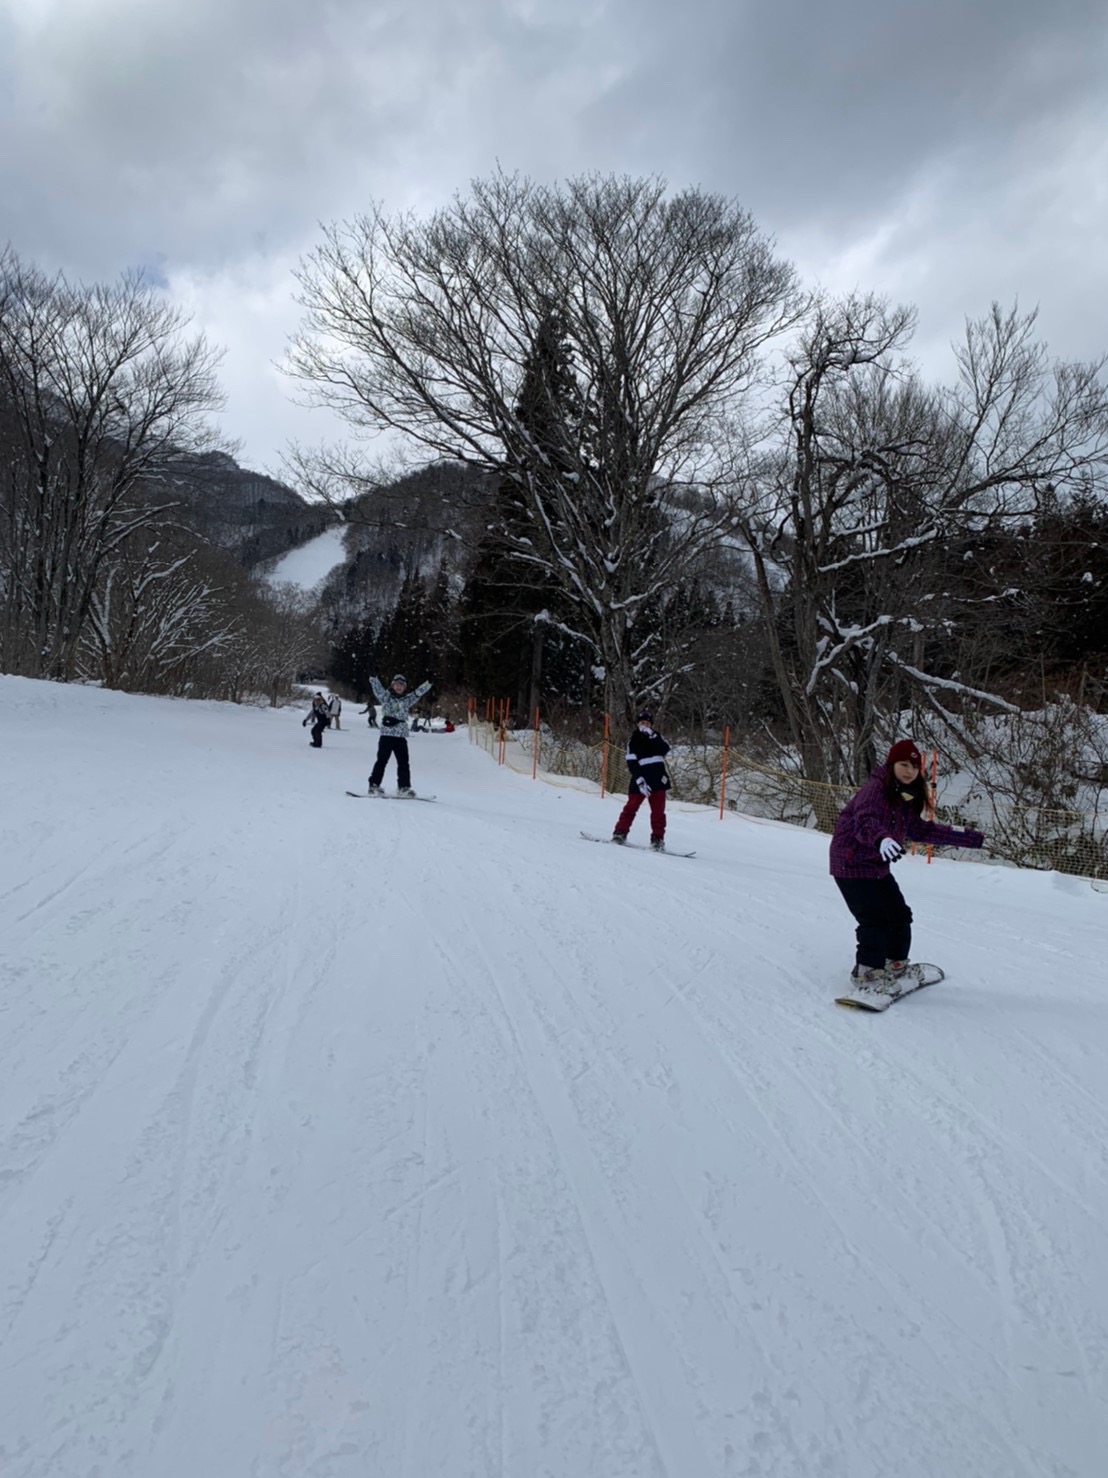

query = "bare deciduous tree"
733;295;1108;782
286;172;802;718
78;529;240;692
252;583;326;707
0;248;225;679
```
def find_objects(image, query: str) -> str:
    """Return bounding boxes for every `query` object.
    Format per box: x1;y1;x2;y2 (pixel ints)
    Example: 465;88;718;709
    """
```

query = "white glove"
879;837;904;863
637;777;650;797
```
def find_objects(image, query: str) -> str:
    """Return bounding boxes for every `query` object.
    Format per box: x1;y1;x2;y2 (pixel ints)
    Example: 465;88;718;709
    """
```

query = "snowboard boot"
850;965;897;997
611;832;627;845
398;787;416;798
887;960;926;986
367;783;383;796
650;838;665;852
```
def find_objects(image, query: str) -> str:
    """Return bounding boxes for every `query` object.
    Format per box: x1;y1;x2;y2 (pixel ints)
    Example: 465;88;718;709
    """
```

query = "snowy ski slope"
266;525;348;591
1;675;1106;1478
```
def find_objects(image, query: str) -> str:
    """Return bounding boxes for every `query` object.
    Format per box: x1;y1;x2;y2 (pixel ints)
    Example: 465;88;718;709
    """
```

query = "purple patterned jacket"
829;765;984;879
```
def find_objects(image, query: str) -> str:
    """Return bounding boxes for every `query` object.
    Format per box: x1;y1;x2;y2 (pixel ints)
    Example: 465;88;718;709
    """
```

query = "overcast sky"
3;0;1106;473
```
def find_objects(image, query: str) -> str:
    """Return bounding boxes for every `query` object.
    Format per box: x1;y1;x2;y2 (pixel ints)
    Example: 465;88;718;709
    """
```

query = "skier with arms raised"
366;673;432;796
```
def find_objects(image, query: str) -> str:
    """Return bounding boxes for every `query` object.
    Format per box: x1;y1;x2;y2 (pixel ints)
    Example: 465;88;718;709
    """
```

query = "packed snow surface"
266;525;347;591
2;675;1106;1478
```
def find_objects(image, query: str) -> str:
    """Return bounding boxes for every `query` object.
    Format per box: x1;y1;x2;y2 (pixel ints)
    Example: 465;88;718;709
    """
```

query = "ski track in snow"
1;674;1106;1477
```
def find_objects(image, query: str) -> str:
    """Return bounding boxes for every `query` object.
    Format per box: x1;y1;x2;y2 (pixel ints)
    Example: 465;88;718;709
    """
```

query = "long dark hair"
882;764;929;817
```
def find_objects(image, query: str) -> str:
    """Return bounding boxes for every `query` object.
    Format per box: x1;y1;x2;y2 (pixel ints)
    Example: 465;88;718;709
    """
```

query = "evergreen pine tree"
329;617;377;695
378;575;434;686
459;309;584;714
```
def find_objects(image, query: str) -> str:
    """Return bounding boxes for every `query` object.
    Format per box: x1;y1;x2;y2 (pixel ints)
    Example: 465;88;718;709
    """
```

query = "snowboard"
835;963;945;1013
579;831;696;859
346;791;437;803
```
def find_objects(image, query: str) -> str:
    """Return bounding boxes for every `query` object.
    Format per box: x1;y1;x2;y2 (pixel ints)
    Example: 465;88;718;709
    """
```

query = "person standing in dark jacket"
831;739;985;994
303;693;329;748
612;709;671;852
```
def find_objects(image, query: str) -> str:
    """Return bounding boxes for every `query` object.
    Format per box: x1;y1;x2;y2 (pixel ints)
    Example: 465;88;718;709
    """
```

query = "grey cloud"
0;0;610;277
581;0;1108;226
3;0;412;272
2;0;1105;465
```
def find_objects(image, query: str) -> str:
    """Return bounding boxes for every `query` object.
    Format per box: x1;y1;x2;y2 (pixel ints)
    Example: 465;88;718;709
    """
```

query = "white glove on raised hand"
879;837;904;863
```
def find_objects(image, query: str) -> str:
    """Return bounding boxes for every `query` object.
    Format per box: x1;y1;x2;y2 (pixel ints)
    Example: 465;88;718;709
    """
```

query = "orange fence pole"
719;725;731;819
600;713;610;799
532;707;540;779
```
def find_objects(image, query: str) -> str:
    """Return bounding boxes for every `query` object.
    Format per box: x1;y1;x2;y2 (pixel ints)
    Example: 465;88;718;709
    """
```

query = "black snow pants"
369;735;411;790
309;718;327;747
834;875;913;970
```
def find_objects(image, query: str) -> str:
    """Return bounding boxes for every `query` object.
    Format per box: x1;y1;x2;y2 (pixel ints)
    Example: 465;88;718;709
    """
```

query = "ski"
579;831;695;858
346;791;437;803
835;963;945;1013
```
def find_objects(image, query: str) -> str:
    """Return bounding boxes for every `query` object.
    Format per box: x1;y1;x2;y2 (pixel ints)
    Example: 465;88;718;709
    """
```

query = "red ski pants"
614;788;667;841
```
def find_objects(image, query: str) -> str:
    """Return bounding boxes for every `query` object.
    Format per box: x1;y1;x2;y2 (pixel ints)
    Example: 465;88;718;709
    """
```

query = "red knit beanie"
887;739;923;770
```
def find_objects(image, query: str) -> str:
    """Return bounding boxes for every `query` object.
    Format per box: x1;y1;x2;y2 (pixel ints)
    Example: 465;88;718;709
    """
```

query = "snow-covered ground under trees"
2;675;1106;1478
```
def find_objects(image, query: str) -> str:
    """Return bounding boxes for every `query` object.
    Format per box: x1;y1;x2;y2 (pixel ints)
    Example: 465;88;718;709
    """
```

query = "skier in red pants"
612;709;670;852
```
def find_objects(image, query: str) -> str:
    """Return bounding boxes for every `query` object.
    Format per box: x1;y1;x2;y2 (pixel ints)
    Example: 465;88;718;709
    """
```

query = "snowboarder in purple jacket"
830;739;984;992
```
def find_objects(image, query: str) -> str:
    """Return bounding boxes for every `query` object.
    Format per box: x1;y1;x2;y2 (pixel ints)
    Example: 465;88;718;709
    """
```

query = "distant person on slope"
830;739;985;998
612;709;671;852
303;692;330;748
327;694;342;730
358;700;379;728
366;673;432;796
